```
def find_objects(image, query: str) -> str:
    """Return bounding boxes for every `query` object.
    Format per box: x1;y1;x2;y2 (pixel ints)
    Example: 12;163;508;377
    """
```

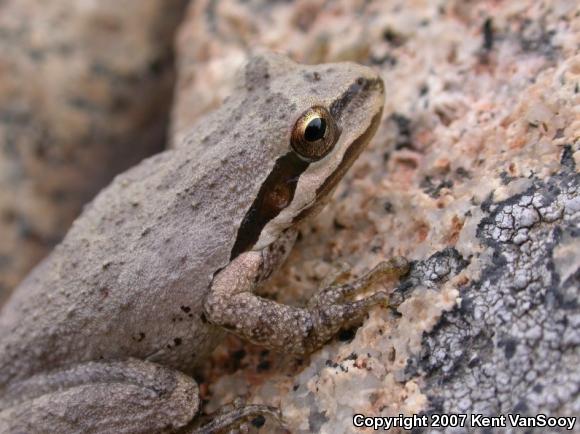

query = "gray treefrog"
0;52;408;433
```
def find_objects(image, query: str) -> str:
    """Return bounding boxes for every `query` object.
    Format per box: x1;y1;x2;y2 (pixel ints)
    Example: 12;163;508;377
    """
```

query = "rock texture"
414;163;579;420
1;0;578;432
0;0;189;303
173;1;579;433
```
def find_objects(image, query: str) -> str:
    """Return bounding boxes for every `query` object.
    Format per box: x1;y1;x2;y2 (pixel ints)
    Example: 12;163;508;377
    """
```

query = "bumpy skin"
0;53;391;433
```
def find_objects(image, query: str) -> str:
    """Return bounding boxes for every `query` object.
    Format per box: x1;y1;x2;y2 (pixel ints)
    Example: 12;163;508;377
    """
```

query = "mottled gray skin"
0;53;392;433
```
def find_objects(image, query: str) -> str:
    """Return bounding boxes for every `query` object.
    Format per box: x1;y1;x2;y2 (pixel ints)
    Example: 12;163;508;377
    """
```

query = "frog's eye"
291;106;340;161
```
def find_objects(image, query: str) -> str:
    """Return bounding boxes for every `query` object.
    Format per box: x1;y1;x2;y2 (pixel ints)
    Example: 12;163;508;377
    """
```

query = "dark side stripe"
230;152;309;260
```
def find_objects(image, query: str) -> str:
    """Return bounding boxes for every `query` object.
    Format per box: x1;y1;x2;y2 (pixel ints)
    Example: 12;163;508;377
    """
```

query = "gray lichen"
406;248;469;290
413;155;579;426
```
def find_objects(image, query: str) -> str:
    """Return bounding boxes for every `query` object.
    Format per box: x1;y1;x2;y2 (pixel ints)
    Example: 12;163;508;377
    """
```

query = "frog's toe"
319;260;352;288
309;291;391;344
309;257;409;308
370;256;410;281
188;403;282;434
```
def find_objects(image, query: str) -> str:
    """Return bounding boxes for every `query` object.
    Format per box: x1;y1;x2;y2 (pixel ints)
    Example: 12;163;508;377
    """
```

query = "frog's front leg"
204;247;409;355
0;359;273;434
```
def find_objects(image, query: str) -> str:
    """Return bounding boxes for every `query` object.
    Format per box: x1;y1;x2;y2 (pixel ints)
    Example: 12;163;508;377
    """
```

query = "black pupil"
304;117;326;142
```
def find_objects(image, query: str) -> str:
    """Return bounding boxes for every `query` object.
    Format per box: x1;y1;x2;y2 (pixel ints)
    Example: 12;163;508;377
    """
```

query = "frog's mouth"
288;109;382;227
312;108;383;205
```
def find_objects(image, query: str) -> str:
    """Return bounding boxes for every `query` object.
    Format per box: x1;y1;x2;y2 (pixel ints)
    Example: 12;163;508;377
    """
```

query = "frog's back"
0;51;384;386
0;53;307;384
0;141;276;384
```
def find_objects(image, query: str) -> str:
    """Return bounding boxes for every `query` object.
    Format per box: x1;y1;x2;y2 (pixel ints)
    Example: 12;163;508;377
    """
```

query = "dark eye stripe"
330;77;383;120
230;152;310;260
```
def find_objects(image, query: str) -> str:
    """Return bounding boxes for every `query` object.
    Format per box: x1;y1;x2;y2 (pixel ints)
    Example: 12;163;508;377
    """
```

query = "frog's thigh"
204;251;405;355
0;359;199;433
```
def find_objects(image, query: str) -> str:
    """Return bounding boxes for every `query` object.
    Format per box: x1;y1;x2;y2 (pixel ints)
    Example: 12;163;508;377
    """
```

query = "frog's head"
229;51;384;258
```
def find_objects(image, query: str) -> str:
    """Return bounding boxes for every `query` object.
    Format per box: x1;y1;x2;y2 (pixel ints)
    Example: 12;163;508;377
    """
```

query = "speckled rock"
0;0;189;303
173;0;579;433
413;164;580;422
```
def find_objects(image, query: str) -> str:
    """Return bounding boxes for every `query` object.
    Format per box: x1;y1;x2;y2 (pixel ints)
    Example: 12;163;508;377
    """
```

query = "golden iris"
291;106;339;161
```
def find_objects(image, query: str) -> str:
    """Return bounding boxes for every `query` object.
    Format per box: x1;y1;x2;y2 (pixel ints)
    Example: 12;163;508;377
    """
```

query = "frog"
0;51;408;433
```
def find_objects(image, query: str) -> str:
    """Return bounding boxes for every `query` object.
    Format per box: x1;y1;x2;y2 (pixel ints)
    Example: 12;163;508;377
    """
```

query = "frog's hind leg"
0;358;199;433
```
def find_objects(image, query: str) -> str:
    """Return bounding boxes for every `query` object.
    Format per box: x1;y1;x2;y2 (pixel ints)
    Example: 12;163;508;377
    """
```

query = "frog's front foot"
305;256;410;345
204;252;409;355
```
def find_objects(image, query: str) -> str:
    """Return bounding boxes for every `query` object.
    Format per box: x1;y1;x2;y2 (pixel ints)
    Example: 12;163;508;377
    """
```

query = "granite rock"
173;1;579;432
0;0;189;303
